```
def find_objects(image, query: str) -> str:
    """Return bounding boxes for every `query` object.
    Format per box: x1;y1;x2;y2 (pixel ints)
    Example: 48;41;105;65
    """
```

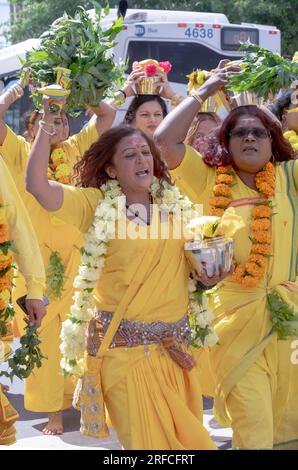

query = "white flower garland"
60;178;218;376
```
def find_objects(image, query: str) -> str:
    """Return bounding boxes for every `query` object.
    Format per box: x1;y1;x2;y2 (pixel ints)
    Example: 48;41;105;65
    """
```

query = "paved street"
1;341;232;450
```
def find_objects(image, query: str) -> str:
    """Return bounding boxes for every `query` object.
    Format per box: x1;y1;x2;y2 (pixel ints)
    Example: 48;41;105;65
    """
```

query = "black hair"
267;89;293;122
123;95;168;124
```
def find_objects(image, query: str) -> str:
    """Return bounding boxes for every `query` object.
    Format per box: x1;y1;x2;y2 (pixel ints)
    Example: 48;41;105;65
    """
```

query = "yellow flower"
51;148;68;163
55;163;72;180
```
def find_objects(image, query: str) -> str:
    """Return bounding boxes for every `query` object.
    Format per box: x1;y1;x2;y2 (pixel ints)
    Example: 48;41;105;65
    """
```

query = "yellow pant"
227;352;275;449
24;315;76;412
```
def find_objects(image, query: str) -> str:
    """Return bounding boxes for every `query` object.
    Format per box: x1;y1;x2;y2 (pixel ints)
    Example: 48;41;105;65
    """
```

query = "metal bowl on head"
134;76;162;95
184;236;233;277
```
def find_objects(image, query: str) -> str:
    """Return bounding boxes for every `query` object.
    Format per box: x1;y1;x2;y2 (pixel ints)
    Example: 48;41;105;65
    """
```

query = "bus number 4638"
185;27;214;39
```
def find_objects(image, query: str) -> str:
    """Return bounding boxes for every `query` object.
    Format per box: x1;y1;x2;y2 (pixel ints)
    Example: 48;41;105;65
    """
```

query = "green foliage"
20;6;125;113
45;247;66;301
0;304;15;337
267;290;298;339
228;43;298;100
0;318;47;381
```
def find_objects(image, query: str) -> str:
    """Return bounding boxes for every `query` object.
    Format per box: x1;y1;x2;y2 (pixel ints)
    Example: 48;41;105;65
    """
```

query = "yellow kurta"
171;145;298;449
0;156;45;444
0;123;99;412
53;184;217;450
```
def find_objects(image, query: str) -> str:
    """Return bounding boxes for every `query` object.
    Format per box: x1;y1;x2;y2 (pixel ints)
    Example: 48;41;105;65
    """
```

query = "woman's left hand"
156;70;175;100
192;263;234;287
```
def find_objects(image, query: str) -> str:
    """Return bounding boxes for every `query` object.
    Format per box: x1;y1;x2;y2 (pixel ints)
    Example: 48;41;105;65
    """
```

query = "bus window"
221;27;259;51
126;40;240;84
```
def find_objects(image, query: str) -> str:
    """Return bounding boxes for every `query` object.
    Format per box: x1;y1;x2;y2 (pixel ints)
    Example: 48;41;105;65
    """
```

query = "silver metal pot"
184;236;233;277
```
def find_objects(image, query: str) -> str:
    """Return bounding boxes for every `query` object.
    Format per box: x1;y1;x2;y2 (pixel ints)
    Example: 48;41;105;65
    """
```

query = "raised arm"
0;82;24;144
26;99;64;211
88;100;117;135
154;68;235;170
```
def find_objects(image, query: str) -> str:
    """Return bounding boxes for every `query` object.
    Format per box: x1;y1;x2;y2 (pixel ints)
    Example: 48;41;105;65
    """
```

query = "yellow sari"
0;124;99;412
171;146;298;449
53;184;217;450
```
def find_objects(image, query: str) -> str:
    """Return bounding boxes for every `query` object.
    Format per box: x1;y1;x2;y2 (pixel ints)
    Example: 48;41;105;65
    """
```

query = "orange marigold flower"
241;275;261;288
251;231;272;244
251;205;273;218
0;224;9;243
58;176;71;184
209;208;225;217
251;243;271;256
245;262;264;278
247;254;266;268
215;174;234;185
0;252;12;271
217;166;234;174
250;219;271;231
210;196;231;208
231;264;245;283
213;184;232;197
263;162;275;175
256;182;275;198
255;175;275;188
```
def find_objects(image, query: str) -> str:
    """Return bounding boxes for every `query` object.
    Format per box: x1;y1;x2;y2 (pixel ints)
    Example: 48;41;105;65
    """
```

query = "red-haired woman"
0;81;116;435
154;70;298;449
24;96;231;449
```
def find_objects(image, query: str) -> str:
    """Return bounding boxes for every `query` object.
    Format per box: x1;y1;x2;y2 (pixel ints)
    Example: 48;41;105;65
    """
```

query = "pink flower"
158;61;172;73
145;64;157;76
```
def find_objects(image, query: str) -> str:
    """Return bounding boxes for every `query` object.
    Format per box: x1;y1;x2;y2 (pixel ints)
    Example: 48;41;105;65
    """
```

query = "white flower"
84;241;107;257
203;330;219;348
78;265;102;282
188;278;197;293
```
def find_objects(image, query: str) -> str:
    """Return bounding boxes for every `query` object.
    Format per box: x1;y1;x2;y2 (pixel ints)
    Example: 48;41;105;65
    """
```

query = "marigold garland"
48;148;72;184
210;162;276;288
0;200;15;340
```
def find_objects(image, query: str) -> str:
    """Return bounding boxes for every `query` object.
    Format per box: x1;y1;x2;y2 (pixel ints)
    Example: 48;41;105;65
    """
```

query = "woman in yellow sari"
0;155;46;445
24;95;230;449
0;81;115;434
154;69;298;449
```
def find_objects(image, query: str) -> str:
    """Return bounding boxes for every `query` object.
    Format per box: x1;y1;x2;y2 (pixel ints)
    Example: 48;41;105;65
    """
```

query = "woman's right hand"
199;65;240;98
122;63;146;97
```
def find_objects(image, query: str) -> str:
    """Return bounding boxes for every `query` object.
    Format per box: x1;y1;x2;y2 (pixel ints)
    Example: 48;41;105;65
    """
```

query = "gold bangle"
39;120;55;129
191;92;204;107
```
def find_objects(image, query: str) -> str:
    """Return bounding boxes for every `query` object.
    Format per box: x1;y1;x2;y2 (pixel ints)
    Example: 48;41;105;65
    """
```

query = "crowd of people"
0;54;297;450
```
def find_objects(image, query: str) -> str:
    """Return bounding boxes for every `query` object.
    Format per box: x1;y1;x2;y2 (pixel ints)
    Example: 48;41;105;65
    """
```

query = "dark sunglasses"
229;127;270;139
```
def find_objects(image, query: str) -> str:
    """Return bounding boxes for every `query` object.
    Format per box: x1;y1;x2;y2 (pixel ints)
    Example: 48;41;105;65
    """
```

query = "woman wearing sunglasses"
154;69;298;449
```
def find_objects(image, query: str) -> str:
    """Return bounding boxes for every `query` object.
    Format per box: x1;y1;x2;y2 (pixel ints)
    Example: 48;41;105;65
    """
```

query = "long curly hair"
74;125;172;188
203;105;295;167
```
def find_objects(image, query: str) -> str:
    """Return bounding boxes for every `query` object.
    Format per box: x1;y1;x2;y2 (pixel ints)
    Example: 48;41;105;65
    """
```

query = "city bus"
0;8;281;132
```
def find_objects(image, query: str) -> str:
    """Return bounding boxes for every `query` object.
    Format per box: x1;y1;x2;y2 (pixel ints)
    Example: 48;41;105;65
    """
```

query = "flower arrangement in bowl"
132;59;172;95
19;6;126;115
185;207;244;277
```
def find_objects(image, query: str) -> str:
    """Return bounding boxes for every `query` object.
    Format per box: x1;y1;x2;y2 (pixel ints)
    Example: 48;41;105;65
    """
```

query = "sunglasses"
229;127;270;139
